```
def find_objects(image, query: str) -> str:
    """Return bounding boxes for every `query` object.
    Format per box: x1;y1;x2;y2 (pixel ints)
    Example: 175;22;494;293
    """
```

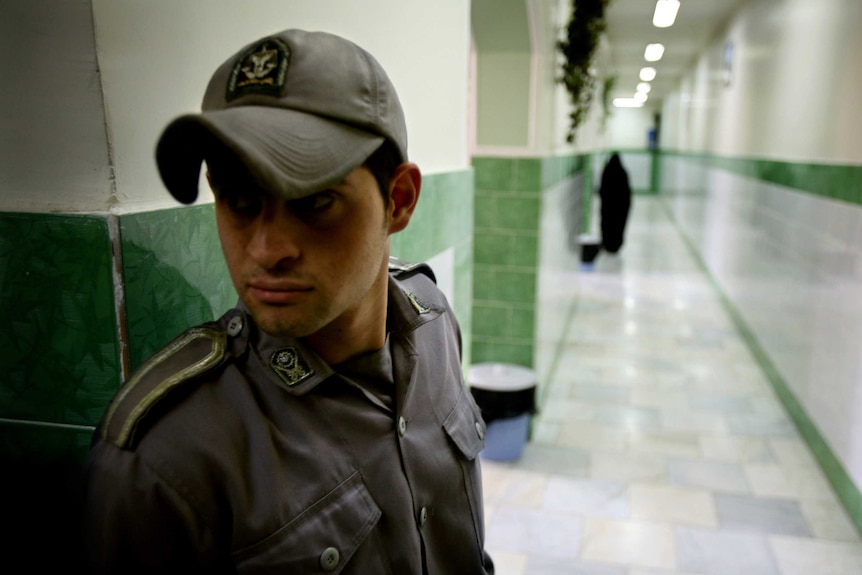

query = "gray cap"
156;29;408;203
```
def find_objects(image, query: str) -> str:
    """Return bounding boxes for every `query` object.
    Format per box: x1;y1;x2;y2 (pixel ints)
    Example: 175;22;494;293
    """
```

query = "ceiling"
603;0;745;107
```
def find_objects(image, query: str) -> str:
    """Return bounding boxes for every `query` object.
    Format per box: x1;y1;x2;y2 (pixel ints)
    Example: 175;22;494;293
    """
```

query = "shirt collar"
239;275;441;396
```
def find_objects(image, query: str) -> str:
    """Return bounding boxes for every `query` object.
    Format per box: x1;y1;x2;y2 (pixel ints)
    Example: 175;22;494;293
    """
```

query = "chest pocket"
443;389;487;460
233;472;384;574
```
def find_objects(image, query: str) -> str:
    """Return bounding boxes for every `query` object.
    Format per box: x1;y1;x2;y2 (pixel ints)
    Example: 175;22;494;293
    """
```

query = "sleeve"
82;439;226;574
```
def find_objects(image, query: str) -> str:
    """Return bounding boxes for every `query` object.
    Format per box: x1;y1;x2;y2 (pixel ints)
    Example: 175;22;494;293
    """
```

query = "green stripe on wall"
662;151;862;206
390;169;474;262
662;200;862;537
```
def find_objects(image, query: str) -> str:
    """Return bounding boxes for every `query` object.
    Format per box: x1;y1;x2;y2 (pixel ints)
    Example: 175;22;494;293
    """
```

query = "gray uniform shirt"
84;262;495;574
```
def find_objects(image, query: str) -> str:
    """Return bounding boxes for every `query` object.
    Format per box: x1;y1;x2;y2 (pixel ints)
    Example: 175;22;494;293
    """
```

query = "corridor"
480;196;862;574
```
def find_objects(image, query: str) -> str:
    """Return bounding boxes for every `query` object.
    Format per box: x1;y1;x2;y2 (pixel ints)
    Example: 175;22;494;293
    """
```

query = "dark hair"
362;140;403;207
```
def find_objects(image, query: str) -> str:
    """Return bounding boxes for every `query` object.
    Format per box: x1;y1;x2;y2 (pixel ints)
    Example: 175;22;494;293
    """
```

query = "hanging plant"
557;0;612;142
600;74;617;131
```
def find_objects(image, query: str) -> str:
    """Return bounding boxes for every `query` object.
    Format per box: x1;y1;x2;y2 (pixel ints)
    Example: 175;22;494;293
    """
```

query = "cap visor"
156;106;385;203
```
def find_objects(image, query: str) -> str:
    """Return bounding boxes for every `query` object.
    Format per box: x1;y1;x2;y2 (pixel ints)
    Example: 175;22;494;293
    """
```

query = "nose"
247;202;301;270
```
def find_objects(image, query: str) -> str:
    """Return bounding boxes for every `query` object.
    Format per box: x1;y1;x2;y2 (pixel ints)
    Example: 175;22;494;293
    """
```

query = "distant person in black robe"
598;152;632;254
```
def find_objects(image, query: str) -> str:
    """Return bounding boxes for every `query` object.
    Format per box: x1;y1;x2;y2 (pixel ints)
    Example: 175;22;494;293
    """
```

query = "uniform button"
419;506;429;526
319;547;340;571
398;416;407;436
475;421;485;440
226;316;243;337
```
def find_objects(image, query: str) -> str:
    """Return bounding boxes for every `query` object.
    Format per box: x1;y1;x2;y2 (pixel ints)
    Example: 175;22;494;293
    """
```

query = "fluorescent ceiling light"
637;82;652;93
639;67;657;82
644;43;665;62
613;98;644;108
653;0;680;28
634;92;648;103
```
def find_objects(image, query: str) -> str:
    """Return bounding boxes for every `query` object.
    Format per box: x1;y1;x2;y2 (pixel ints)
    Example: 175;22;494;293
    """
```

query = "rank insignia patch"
226;37;291;102
270;347;313;387
403;289;431;315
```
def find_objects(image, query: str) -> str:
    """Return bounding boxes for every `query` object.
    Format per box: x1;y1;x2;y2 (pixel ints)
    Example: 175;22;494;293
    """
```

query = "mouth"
247;281;313;305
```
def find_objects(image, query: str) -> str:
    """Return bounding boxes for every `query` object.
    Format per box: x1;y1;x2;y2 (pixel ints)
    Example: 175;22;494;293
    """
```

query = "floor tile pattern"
481;197;862;574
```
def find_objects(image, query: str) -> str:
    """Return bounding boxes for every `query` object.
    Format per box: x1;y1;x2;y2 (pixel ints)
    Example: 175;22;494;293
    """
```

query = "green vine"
557;0;612;142
600;74;617;130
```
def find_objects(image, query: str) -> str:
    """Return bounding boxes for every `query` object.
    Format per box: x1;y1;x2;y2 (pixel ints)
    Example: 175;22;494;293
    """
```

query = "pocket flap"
233;472;381;574
443;390;487;461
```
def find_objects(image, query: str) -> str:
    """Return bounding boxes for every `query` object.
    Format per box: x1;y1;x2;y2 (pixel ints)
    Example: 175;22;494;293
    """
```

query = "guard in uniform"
83;29;495;574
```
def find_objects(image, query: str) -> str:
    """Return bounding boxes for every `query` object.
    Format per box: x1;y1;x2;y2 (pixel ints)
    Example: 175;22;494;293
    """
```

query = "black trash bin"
578;233;601;264
468;363;537;461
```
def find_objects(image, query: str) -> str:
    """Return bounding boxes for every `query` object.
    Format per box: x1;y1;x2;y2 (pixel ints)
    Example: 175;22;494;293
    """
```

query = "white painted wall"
474;51;532;148
96;0;472;213
0;0;113;213
470;0;610;158
662;0;862;163
2;0;471;214
663;157;862;499
527;0;563;156
605;107;655;150
660;0;862;498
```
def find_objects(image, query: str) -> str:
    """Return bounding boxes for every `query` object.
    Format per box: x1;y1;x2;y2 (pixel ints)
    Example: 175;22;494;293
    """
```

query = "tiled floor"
480;197;862;574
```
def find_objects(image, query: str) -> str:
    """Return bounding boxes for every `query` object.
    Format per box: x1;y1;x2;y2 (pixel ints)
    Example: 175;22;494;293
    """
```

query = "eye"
291;191;335;216
216;187;263;219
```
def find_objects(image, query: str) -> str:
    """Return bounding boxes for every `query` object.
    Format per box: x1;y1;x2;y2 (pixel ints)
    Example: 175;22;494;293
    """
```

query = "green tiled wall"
0;213;120;428
390;170;473;261
663;151;862;206
0;212;122;567
120;205;236;372
471;155;584;368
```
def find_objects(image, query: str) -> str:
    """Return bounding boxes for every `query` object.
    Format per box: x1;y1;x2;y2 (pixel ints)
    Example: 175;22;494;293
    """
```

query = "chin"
242;304;296;337
254;317;303;338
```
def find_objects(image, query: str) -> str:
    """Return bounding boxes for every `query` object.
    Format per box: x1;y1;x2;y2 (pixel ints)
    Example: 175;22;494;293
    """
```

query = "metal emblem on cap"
270;346;313;387
227;37;291;101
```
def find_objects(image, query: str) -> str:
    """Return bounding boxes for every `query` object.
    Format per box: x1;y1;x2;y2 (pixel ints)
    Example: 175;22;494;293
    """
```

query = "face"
210;166;391;342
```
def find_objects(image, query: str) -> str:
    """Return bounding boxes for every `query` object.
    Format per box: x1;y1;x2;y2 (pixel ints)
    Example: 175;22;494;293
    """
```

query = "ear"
386;163;422;234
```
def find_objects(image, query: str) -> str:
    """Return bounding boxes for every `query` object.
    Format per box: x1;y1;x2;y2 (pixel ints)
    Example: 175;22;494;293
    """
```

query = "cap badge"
227;37;291;102
270;347;313;387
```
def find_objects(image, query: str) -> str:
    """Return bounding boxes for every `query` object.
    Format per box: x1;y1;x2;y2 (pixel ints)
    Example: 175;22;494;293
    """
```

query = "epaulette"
99;324;228;449
388;257;437;284
389;257;440;316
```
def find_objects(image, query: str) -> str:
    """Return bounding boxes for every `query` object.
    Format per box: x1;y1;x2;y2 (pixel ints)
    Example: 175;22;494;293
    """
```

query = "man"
84;28;495;574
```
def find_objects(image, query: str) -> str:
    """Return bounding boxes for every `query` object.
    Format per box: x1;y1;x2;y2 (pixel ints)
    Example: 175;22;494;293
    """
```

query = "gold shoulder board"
101;326;226;449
